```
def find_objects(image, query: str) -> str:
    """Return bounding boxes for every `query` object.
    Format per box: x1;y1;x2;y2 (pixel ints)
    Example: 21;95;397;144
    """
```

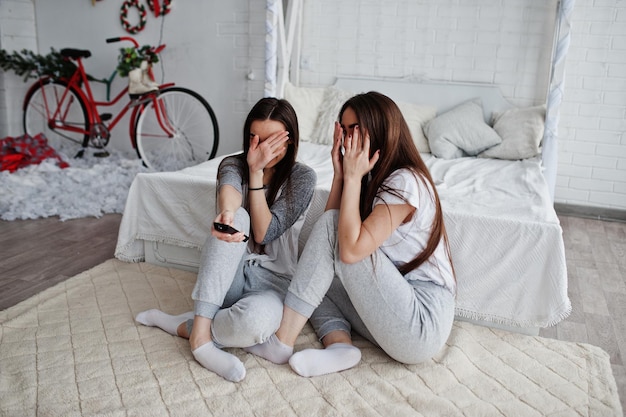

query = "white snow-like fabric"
0;143;147;221
115;142;570;329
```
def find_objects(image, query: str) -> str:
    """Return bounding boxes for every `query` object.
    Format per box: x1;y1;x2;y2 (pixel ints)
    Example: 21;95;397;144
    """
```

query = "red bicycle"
22;37;219;172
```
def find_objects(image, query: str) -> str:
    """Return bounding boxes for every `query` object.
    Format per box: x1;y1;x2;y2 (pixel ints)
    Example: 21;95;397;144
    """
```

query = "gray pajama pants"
285;210;455;364
190;207;288;348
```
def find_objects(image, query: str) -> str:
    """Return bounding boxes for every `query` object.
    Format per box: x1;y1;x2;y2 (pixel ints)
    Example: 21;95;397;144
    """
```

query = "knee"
233;207;250;234
382;332;449;365
214;293;283;345
234;298;282;334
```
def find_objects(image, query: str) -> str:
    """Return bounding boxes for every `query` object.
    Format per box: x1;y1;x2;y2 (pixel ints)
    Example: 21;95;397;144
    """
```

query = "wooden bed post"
544;0;576;202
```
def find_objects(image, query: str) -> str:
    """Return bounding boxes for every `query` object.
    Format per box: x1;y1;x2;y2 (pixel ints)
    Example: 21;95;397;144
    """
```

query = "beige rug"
0;259;621;417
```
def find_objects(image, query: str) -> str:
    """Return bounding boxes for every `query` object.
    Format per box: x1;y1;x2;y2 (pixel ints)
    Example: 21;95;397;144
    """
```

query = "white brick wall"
0;0;266;157
0;0;37;137
299;0;556;105
296;0;626;212
557;0;626;210
0;0;624;212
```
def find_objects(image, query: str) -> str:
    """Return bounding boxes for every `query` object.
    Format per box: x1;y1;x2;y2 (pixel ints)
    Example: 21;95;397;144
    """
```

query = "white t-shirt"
373;168;456;293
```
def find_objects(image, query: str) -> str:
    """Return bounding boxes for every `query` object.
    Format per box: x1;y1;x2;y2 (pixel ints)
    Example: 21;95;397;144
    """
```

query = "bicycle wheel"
135;87;219;172
23;79;89;150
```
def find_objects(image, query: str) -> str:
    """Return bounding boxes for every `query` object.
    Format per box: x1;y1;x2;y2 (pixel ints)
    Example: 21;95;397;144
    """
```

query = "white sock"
244;334;293;364
288;343;361;377
192;341;246;382
135;309;193;336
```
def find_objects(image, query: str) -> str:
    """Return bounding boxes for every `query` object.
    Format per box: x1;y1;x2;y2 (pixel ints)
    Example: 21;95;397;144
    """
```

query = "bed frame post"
265;0;280;98
289;0;303;87
543;0;575;202
265;0;302;98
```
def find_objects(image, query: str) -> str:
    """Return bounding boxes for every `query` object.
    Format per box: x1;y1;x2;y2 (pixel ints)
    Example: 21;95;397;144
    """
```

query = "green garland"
116;45;159;77
0;48;78;81
0;46;159;81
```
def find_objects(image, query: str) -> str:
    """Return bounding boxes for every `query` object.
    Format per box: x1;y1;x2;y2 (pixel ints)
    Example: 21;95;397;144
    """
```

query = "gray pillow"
425;99;502;159
479;105;546;160
396;101;437;153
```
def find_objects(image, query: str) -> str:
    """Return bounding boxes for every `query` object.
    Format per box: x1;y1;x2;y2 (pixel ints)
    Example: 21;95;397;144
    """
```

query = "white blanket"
115;142;570;328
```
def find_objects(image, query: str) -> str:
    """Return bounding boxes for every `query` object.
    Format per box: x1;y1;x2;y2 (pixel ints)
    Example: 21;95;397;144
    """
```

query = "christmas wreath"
116;45;159;77
147;0;172;16
120;0;147;34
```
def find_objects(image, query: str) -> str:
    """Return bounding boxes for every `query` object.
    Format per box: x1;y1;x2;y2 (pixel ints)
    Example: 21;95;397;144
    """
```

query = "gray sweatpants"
285;210;455;364
190;207;288;348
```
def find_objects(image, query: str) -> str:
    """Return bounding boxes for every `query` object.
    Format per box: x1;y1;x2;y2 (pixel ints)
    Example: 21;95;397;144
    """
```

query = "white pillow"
478;105;546;160
396;101;437;153
424;99;502;159
283;82;326;142
311;87;355;145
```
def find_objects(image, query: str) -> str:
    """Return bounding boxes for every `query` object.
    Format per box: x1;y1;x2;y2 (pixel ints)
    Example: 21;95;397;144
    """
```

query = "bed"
115;76;571;334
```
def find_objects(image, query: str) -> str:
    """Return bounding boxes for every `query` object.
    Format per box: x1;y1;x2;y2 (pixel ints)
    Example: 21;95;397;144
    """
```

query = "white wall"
0;0;37;136
557;0;626;211
1;0;625;212
296;1;556;105
293;0;626;212
0;0;267;157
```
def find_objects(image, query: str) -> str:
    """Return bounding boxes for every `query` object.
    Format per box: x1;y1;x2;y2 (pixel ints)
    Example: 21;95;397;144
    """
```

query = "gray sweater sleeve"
216;157;317;244
217;155;245;194
262;162;317;244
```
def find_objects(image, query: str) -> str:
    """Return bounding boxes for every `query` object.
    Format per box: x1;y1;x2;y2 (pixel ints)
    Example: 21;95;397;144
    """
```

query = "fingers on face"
343;127;372;158
354;126;371;152
271;130;289;144
346;125;362;152
333;122;342;143
275;132;290;155
344;131;353;150
262;131;289;152
360;127;370;150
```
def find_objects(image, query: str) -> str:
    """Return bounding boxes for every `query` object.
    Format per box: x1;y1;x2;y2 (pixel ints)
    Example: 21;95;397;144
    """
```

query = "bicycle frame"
24;40;177;150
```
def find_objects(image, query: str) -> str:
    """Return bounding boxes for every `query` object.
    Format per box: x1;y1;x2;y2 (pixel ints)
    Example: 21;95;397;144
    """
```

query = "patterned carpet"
0;259;621;416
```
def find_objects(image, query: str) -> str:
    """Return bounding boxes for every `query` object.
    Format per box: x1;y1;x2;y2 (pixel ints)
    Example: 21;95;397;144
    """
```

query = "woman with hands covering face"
135;98;316;382
246;92;457;377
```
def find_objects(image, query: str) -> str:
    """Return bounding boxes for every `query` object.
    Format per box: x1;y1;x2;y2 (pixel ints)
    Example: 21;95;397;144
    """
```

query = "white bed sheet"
115;142;570;328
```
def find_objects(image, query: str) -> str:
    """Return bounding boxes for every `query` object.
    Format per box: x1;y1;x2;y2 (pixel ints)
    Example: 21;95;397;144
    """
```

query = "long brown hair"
218;97;299;207
339;91;454;277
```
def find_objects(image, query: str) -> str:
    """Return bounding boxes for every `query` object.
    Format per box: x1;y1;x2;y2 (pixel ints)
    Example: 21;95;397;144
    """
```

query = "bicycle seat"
60;49;91;59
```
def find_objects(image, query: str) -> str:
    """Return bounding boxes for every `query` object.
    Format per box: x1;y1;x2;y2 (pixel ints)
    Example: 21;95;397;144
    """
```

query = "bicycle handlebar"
106;37;165;54
106;37;139;47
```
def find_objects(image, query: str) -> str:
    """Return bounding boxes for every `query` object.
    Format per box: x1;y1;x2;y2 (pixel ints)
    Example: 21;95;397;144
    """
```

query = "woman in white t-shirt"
245;91;456;377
